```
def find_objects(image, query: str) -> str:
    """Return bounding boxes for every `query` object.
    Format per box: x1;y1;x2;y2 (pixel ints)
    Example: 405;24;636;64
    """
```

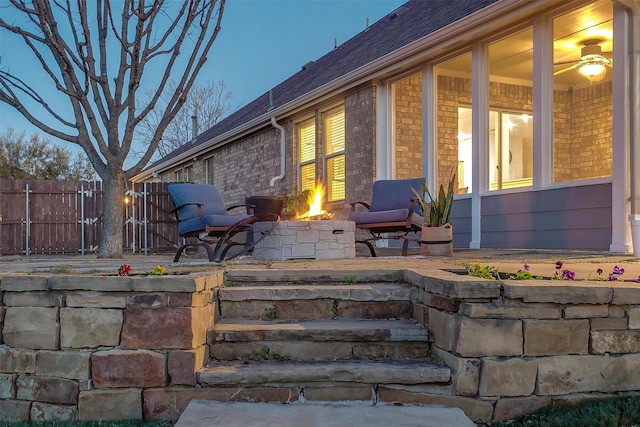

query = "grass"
0;421;170;427
493;395;640;427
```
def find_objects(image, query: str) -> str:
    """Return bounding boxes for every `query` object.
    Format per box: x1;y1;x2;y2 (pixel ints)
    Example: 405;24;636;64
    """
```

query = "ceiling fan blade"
554;60;578;66
553;63;578;75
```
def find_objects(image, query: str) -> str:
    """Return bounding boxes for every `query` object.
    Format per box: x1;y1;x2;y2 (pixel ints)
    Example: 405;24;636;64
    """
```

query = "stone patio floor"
0;247;638;280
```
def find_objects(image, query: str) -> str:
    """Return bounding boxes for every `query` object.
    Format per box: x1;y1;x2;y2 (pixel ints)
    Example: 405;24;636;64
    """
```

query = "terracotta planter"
420;224;453;256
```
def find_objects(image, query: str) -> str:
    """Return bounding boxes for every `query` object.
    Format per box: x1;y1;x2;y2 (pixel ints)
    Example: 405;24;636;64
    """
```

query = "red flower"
118;264;131;276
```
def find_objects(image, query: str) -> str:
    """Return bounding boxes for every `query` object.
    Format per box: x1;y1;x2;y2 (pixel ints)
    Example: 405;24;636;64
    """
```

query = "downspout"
269;117;286;187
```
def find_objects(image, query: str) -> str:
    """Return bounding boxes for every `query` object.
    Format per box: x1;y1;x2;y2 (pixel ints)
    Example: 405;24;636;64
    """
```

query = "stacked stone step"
200;269;451;404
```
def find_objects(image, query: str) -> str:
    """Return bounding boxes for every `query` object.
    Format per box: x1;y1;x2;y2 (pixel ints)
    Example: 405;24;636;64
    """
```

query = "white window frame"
322;105;346;202
296;116;316;193
204;157;214;185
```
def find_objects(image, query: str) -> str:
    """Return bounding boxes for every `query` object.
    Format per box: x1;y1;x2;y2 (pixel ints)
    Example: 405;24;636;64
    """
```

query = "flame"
297;184;328;219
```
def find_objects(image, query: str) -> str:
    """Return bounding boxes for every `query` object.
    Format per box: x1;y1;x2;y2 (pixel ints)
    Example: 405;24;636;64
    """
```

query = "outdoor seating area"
167;180;433;263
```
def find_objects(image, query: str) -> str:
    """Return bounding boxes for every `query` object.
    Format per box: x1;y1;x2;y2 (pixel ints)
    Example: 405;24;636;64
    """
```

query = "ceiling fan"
553;39;612;82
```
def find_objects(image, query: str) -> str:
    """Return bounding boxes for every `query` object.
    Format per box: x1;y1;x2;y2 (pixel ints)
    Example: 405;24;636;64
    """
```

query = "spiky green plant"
412;172;456;226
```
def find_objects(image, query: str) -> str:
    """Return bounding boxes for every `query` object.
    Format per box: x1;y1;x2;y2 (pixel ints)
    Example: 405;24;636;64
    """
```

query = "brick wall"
394;73;424;180
554;83;612;183
553;90;572;182
160;125;294;207
564;83;612;181
344;86;376;218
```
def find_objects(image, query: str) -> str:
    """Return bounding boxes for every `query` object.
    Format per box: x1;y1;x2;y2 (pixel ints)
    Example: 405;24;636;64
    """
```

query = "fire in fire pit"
296;184;332;220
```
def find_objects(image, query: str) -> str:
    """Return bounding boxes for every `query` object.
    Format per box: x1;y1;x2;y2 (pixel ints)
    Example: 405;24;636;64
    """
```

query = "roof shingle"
150;0;498;169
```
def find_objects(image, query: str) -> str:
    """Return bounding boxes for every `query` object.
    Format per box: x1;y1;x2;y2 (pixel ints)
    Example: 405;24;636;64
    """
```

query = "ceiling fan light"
578;55;608;82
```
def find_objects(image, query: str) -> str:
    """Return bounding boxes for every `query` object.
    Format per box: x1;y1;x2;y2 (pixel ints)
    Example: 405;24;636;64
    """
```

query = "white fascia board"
134;0;551;182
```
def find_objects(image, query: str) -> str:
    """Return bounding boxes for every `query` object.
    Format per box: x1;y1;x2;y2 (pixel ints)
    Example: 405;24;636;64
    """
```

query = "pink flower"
613;266;625;276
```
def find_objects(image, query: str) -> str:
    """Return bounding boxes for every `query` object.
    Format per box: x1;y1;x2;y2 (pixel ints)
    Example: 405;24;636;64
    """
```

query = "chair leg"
355;239;377;257
401;238;410;257
173;242;215;262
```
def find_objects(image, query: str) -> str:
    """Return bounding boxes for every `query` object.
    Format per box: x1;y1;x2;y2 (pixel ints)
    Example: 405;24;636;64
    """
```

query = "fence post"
143;182;148;255
24;183;30;256
80;184;85;255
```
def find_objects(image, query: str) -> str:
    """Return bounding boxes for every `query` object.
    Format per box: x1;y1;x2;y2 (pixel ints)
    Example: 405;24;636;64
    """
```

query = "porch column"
610;2;636;253
470;42;489;249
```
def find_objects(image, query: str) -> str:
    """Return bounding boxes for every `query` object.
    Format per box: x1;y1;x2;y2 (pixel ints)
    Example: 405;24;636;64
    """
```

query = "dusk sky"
0;0;406;146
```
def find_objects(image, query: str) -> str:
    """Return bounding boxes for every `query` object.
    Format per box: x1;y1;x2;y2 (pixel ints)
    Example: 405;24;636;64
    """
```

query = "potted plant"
411;172;456;256
281;186;311;220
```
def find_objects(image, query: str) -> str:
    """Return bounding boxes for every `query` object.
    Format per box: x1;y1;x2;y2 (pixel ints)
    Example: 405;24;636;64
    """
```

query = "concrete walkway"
174;401;476;427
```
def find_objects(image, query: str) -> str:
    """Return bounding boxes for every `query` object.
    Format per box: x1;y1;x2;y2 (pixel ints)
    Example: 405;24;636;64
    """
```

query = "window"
324;107;345;202
297;117;316;193
552;0;612;183
436;52;472;193
488;110;533;190
175;169;183;182
185;165;193;183
488;27;533;191
457;107;472;192
204;157;214;185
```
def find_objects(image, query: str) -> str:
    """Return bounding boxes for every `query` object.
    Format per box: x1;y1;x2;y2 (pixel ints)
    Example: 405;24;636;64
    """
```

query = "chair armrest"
169;202;204;213
227;204;252;213
350;201;371;212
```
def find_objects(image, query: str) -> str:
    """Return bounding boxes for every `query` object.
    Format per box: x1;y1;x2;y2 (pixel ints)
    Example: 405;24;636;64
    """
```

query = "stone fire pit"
252;220;355;261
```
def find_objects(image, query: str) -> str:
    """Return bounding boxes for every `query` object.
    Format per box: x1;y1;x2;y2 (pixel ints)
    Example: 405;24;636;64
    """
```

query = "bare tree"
0;128;95;181
138;80;234;159
0;0;226;258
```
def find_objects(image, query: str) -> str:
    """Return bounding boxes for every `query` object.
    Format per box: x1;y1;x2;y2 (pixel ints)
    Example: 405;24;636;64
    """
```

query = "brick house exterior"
134;0;640;254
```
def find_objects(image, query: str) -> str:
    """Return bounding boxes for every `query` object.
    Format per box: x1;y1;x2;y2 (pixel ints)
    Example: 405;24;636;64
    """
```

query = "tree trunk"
98;172;126;258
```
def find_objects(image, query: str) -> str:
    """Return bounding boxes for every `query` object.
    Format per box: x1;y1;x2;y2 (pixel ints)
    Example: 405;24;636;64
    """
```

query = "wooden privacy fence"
0;179;179;256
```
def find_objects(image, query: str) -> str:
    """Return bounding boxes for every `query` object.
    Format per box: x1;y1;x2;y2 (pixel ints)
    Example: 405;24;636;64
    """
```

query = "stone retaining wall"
1;269;640;423
0;273;221;421
406;269;640;423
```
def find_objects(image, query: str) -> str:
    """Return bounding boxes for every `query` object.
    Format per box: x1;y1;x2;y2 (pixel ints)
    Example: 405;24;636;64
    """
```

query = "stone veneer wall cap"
503;281;613;304
132;275;208;292
50;276;132;292
0;275;49;291
413;269;501;299
611;285;640;305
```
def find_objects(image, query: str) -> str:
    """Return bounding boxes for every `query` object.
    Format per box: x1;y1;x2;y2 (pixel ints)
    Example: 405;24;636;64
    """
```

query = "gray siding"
480;183;612;250
451;197;472;249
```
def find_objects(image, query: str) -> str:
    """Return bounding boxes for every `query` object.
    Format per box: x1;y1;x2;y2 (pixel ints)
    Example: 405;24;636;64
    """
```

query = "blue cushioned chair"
168;183;280;262
348;178;425;257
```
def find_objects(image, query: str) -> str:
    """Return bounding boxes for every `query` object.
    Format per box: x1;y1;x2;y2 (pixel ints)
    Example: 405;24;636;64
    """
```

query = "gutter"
132;0;548;182
269;117;286;186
